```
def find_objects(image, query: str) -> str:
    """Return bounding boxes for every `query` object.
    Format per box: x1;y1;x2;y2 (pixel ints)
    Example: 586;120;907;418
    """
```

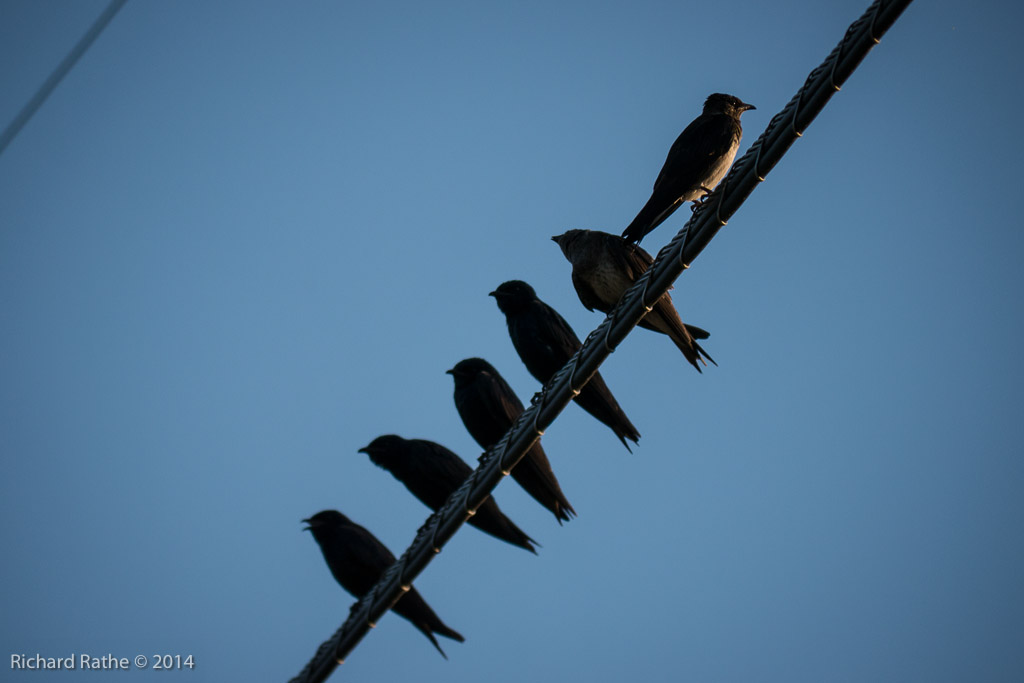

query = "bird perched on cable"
622;93;754;244
358;435;538;553
303;510;465;659
447;358;576;523
552;229;714;372
490;280;640;452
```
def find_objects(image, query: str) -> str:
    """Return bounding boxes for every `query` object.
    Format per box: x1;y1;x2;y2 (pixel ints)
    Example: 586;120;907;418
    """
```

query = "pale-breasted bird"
622;93;754;244
552;229;714;372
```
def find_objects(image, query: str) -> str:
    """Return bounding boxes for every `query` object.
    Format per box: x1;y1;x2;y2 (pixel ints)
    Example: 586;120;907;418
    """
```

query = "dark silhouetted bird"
447;358;576;523
490;280;640;452
358;435;538;553
552;229;715;372
622;93;755;244
303;510;465;659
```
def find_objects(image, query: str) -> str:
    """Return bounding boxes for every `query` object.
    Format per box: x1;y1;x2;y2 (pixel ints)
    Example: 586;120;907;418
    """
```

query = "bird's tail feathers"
669;332;705;373
421;629;448;659
469;503;540;554
694;340;717;367
572;380;641;453
664;318;716;372
684;323;711;340
432;621;465;644
414;617;464;659
515;446;576;523
622;195;681;244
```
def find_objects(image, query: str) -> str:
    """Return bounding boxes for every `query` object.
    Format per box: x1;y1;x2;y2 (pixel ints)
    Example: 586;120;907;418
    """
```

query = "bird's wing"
339;523;394;568
529;302;582;373
479;372;526;425
684;323;711;340
330;523;396;595
653;114;738;192
571;271;605;312
605;236;689;333
414;440;473;498
607;235;654;280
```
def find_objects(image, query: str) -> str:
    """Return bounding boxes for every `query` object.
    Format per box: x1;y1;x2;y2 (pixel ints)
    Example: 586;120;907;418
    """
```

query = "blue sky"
2;1;1023;681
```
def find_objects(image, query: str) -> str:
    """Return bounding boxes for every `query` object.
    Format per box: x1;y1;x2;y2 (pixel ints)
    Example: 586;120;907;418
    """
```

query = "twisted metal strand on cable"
457;472;479;517
529;394;547;437
497;406;544;475
576;315;620;357
427;513;445;555
868;1;884;42
829;37;847;91
598;315;619;353
564;359;585;399
290;1;913;679
637;262;659;311
751;128;772;182
364;556;407;624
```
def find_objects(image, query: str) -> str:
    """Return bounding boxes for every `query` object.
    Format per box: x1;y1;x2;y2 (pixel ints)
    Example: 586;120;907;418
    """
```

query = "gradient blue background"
3;1;1022;681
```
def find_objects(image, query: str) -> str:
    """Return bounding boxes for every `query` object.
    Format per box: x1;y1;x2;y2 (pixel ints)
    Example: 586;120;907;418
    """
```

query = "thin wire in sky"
0;0;128;159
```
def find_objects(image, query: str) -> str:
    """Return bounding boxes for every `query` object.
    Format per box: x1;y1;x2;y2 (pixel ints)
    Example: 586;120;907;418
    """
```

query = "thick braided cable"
290;1;913;679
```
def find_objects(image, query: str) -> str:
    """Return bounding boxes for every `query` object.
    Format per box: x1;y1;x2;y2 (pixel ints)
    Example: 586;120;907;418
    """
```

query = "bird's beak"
357;446;370;455
550;235;561;243
742;102;756;112
445;368;455;375
488;290;497;297
301;518;312;531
